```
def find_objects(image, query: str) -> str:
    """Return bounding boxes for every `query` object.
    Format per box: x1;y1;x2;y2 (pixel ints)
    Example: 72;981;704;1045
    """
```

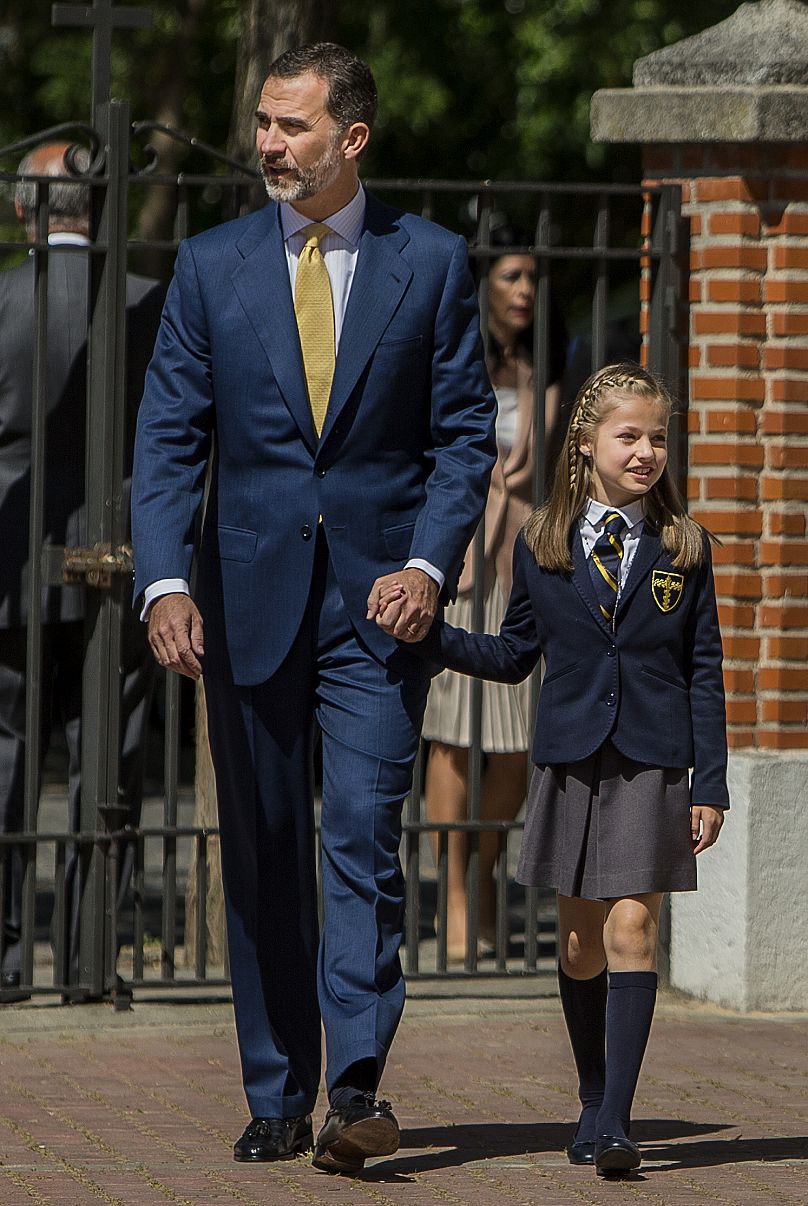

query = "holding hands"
367;568;438;642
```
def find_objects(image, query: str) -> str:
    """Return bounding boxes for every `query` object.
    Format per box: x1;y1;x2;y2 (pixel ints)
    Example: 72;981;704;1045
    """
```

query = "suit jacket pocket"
375;335;424;353
542;661;579;686
641;664;687;692
384;521;416;561
218;526;258;563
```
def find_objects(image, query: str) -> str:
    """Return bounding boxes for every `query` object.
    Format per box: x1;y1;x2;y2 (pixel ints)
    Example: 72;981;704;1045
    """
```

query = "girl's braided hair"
523;362;709;571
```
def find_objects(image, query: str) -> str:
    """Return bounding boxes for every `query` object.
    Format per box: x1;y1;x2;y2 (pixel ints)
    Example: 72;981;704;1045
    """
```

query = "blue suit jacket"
424;526;729;807
131;194;497;685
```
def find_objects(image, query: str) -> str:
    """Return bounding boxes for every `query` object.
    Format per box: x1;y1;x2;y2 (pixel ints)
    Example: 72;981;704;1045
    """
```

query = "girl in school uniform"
377;362;728;1177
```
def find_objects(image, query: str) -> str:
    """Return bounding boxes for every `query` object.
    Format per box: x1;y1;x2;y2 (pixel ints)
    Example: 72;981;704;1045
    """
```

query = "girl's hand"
375;582;406;617
691;805;724;854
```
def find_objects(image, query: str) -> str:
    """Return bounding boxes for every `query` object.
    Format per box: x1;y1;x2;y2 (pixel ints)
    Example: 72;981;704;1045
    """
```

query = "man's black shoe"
0;971;31;1005
312;1094;400;1174
234;1115;313;1162
594;1134;641;1176
566;1138;596;1165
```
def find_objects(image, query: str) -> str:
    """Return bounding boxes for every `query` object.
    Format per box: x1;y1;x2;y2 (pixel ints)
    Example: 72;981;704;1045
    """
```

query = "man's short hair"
15;145;91;227
265;43;378;132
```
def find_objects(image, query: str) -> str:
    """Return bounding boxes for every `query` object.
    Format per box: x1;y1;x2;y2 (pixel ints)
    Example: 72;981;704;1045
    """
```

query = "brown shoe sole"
312;1116;400;1174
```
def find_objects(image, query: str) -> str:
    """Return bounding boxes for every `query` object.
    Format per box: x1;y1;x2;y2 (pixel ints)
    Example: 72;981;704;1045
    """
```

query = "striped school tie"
588;511;627;624
294;223;335;436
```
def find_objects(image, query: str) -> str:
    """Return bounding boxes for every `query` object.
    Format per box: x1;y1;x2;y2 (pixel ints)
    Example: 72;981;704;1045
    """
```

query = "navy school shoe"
594;1134;642;1176
566;1138;597;1165
233;1115;313;1161
312;1093;400;1174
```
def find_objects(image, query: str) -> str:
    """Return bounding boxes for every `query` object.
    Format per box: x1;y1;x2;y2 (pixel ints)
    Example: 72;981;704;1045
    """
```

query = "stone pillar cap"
634;0;808;86
592;0;808;142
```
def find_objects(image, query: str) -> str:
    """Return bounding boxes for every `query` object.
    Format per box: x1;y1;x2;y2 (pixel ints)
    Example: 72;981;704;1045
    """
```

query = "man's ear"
342;121;370;161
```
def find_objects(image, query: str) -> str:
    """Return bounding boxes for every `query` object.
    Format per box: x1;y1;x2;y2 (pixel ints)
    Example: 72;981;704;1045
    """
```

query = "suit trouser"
204;534;430;1118
0;618;155;982
0;622;83;977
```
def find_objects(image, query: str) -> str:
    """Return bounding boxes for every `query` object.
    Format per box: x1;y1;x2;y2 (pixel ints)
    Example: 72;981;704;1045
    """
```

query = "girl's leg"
596;893;664;1143
556;894;608;1148
424;741;470;955
478;751;528;937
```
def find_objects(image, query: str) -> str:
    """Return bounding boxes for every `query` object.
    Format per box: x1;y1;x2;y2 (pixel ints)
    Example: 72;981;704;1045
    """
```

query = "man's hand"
691;805;724;854
148;593;205;679
367;568;439;642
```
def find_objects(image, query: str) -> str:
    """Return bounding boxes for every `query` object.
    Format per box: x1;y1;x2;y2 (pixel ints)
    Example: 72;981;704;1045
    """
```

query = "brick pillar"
591;0;808;1010
642;145;808;754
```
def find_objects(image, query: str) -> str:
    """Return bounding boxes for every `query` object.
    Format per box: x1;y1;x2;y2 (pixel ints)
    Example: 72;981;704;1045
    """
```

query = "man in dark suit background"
0;142;163;1003
133;44;496;1174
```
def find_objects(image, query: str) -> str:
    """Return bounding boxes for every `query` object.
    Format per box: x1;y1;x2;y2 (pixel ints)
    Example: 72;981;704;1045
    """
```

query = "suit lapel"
570;527;613;632
319;194;413;445
231;205;316;452
615;523;663;618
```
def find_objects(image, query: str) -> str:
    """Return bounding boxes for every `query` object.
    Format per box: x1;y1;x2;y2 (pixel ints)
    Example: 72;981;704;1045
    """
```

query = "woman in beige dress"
422;228;566;960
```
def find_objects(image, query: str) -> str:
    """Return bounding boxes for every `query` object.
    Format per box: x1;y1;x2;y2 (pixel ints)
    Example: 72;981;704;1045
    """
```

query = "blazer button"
315;467;326;478
301;524;313;540
605;691;616;706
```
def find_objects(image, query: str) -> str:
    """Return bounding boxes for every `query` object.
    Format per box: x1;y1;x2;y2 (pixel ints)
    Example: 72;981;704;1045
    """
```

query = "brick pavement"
0;986;806;1206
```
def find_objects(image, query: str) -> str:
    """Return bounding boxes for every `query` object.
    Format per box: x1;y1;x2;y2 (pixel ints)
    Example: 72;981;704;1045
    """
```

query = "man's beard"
259;136;343;203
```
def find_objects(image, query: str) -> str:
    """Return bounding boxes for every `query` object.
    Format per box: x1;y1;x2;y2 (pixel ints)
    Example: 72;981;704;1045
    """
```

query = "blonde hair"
524;362;709;571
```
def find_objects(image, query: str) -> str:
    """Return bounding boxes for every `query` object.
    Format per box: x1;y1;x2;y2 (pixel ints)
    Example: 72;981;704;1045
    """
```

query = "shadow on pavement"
641;1135;808;1170
359;1119;738;1178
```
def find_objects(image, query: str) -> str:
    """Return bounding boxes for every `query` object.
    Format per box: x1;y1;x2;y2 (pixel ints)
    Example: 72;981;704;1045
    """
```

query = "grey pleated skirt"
422;581;530;753
517;741;697;899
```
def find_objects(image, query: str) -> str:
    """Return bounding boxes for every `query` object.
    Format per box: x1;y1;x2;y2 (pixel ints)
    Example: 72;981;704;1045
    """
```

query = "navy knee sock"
596;970;658;1139
557;962;608;1143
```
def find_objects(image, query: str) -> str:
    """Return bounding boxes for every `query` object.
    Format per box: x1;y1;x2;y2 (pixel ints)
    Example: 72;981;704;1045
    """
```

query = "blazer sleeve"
131;241;214;603
685;535;730;808
418;536;542;683
411;235;498;600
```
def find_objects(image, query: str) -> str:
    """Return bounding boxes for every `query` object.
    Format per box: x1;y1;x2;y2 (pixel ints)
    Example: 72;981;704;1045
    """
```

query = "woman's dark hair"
474;223;567;384
265;43;378;131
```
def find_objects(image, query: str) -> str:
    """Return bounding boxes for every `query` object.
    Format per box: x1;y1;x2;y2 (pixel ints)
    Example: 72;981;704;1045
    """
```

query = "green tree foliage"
1;0;738;184
343;0;738;181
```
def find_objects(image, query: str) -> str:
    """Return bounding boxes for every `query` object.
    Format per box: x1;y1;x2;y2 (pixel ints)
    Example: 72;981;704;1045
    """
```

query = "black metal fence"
0;111;686;1003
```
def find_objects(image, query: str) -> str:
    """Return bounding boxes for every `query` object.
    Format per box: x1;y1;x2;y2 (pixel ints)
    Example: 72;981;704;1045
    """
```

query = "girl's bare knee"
604;901;659;969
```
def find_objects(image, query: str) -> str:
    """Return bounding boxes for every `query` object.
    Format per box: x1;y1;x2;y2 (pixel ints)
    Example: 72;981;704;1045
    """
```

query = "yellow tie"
294;223;336;436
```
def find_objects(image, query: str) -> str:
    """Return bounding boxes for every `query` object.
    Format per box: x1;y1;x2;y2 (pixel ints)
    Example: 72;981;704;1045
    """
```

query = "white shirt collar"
584;496;646;530
48;232;91;246
280;184;366;249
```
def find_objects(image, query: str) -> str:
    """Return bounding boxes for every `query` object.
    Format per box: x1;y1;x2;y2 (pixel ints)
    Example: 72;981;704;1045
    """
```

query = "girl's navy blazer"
423;524;729;808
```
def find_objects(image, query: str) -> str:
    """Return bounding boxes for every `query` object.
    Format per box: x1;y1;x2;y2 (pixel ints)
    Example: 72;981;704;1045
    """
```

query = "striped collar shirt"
579;497;646;591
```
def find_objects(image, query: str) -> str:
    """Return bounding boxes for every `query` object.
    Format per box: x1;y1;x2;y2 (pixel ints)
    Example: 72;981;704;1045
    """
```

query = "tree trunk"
226;0;334;167
183;680;226;968
134;0;206;258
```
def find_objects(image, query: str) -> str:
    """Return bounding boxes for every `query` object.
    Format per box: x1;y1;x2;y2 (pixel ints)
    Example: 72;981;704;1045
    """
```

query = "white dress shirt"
579;496;646;598
142;186;443;618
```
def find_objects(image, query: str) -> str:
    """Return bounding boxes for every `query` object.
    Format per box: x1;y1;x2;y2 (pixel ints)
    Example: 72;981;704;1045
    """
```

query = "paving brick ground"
0;984;806;1206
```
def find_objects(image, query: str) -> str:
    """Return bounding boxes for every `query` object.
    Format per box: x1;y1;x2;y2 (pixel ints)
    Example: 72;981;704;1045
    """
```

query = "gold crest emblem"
651;571;684;613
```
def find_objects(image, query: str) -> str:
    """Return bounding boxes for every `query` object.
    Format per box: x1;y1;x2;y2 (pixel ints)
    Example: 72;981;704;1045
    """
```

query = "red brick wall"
644;145;808;751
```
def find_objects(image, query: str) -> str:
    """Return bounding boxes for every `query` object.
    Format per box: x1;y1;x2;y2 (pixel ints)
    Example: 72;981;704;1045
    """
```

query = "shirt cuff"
140;578;190;622
404;558;445;591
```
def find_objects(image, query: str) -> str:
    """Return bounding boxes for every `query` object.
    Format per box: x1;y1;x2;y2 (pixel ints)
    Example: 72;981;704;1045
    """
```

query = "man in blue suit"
132;44;496;1174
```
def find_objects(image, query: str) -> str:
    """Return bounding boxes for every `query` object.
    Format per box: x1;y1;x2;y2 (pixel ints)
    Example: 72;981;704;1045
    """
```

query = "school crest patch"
651;571;684;613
